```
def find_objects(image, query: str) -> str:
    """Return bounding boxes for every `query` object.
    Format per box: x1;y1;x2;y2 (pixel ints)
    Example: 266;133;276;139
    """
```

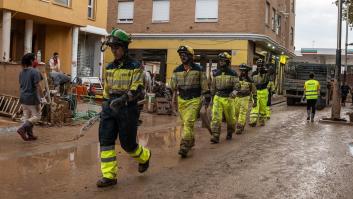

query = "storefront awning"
132;33;296;57
80;25;108;36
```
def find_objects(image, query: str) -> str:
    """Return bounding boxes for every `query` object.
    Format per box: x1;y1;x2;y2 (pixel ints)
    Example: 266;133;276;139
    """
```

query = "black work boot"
210;133;220;144
236;125;244;135
249;122;256;127
178;139;189;158
17;121;31;141
178;148;188;158
26;123;37;141
179;139;194;158
138;151;151;173
96;178;117;188
226;129;234;140
307;110;310;121
311;114;315;123
226;133;232;140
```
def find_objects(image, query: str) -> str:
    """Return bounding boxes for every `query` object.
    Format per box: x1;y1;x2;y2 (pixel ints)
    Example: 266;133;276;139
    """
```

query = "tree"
335;0;353;25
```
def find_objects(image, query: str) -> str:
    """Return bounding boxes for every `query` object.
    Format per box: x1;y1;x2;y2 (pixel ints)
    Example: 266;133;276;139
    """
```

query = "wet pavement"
1;104;353;199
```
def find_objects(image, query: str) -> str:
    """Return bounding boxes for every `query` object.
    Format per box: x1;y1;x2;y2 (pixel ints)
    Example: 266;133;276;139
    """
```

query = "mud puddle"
0;124;183;175
348;142;353;157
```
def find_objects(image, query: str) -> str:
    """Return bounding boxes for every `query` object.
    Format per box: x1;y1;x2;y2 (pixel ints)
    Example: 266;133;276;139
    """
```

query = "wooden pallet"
0;95;21;118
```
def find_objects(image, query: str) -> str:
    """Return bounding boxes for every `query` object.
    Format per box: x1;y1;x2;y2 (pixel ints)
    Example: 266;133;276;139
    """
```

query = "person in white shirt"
49;52;61;72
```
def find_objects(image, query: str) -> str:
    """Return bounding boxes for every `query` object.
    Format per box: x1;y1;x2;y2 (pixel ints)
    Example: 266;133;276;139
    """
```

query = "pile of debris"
146;81;173;115
347;112;353;123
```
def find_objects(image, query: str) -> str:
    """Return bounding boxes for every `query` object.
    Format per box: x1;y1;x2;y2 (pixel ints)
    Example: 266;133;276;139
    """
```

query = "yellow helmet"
218;52;232;62
177;45;194;56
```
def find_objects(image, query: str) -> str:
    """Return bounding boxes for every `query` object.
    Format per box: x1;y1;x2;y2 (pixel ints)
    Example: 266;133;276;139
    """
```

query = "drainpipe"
71;27;79;80
24;19;33;54
2;11;11;62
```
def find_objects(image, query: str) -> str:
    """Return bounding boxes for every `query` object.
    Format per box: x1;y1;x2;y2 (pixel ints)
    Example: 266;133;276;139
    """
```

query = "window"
88;0;95;19
276;15;281;35
265;2;270;25
54;0;70;6
291;27;294;45
118;1;134;23
195;0;218;22
152;0;170;23
272;8;276;31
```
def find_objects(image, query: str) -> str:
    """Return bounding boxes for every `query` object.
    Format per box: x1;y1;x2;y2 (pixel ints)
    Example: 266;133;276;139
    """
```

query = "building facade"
107;0;296;83
0;0;108;78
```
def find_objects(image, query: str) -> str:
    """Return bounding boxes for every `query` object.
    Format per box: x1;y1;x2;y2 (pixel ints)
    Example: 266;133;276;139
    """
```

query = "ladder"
0;95;21;118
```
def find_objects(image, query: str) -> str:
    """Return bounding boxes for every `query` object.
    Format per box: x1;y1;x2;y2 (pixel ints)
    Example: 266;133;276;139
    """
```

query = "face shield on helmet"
218;52;232;68
101;29;132;52
256;58;264;67
239;64;251;78
178;45;194;64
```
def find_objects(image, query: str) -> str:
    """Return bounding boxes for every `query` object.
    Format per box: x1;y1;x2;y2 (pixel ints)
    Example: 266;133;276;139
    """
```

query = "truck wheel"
287;98;295;106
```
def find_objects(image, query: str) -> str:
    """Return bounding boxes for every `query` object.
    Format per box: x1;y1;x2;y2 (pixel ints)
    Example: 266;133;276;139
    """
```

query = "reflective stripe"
129;145;151;164
101;156;117;163
131;145;143;158
100;145;115;151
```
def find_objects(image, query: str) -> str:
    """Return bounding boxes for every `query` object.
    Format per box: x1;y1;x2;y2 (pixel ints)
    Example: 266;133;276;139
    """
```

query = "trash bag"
200;105;212;135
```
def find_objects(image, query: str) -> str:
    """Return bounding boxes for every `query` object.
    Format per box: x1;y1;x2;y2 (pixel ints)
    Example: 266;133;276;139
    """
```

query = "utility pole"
331;0;343;120
344;1;350;84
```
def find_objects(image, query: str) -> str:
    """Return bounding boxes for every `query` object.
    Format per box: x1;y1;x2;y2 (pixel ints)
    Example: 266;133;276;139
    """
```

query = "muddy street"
1;103;353;199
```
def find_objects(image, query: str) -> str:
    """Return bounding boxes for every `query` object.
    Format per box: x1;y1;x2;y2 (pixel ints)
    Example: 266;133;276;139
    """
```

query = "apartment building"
0;0;108;78
107;0;296;83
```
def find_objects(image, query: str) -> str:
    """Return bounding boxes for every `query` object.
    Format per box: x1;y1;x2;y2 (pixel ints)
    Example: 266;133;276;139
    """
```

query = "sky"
295;0;353;50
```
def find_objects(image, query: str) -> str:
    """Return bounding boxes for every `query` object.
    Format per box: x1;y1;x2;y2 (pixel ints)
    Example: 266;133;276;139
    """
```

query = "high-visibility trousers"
177;96;202;141
265;106;271;119
210;95;236;136
249;89;269;125
266;91;272;119
99;101;151;180
234;96;251;127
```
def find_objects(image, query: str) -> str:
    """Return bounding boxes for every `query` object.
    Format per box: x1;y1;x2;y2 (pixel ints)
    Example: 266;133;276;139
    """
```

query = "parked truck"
284;63;334;110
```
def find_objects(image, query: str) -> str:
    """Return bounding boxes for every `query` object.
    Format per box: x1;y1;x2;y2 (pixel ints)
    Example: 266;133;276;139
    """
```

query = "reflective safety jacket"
237;76;257;98
211;68;239;97
304;79;320;100
170;63;209;100
253;73;270;90
103;58;144;99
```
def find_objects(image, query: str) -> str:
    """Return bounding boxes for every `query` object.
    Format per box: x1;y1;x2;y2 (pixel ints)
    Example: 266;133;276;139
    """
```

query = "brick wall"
107;0;295;51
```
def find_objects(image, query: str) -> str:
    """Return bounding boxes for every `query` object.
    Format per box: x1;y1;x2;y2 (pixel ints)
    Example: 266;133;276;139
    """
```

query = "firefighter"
265;64;275;120
209;52;238;143
304;73;320;122
96;29;151;188
249;59;270;127
170;45;210;158
233;64;257;134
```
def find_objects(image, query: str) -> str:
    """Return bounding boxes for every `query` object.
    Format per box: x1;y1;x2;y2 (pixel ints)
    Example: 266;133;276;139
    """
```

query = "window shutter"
195;0;218;22
152;0;170;22
118;2;134;23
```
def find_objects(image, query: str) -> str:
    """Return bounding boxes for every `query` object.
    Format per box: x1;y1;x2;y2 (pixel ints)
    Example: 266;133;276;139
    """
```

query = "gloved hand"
229;90;238;98
40;97;48;104
109;94;128;112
